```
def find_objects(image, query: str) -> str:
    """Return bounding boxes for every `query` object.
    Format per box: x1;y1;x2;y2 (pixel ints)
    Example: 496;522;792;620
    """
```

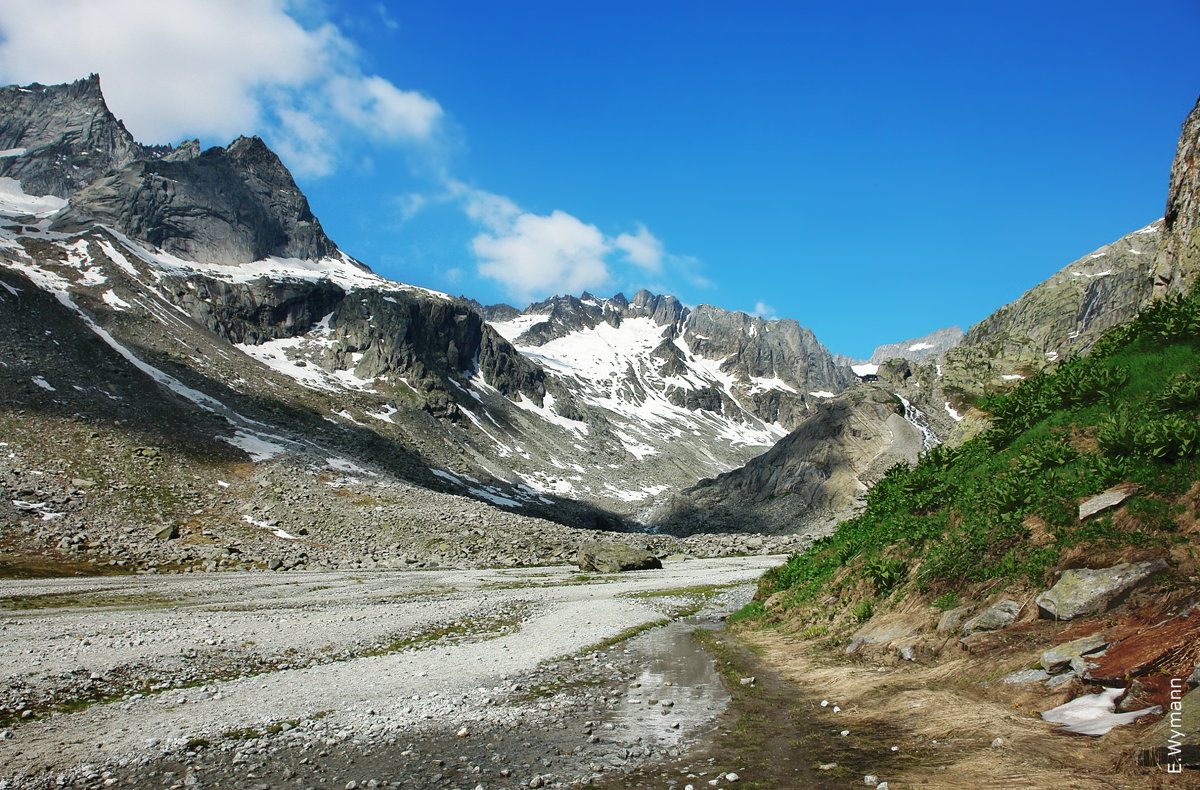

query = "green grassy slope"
759;293;1200;616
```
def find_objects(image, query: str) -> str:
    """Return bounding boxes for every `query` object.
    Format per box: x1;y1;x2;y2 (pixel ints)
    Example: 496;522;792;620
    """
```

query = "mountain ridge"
0;75;850;574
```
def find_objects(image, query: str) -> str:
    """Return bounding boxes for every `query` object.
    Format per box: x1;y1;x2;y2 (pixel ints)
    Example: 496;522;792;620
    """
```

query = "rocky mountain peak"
512;290;680;347
867;325;964;364
163;138;202;162
0;74;145;198
50;131;339;264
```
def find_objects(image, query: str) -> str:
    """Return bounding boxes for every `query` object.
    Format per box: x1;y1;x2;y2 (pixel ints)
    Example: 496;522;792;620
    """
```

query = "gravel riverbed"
0;556;782;789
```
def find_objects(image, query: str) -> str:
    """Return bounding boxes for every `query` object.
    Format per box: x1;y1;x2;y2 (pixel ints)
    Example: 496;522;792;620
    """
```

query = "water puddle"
605;615;729;746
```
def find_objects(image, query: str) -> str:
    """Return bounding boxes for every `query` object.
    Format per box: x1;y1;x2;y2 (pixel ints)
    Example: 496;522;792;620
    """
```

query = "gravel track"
0;555;782;788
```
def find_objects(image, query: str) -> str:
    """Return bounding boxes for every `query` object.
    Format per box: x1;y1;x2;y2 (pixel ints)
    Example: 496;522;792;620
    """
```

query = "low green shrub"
850;599;873;622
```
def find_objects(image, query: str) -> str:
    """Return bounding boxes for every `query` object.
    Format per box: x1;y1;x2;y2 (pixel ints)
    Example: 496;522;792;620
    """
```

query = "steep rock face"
514;289;687;347
169;276;346;345
1153;96;1200;296
464;298;520;323
492;289;851;432
868;326;964;364
649;386;929;535
0;75;149;198
163;272;555;415
941;222;1161;399
53;136;338;263
682;305;851;395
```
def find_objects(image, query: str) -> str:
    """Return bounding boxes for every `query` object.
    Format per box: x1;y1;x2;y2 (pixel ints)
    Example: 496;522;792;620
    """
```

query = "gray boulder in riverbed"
576;543;662;573
1036;560;1168;621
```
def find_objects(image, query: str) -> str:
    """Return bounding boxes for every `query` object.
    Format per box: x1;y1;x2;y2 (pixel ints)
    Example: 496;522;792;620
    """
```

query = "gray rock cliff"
868;326;963;364
0;74;151;198
650;385;927;535
53;135;339;263
1153;95;1200;296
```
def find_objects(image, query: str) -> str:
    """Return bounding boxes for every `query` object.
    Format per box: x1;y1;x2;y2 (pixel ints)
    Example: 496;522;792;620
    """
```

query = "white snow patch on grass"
1041;688;1162;736
30;375;55;391
809;391;835;398
945;402;962;422
1000;374;1025;381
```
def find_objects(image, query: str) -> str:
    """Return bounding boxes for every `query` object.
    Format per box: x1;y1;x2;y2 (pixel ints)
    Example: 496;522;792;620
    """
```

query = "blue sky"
1;1;1197;358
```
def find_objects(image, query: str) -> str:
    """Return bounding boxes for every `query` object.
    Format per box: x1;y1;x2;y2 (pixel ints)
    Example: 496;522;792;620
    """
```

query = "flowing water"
897;394;940;450
607;615;730;744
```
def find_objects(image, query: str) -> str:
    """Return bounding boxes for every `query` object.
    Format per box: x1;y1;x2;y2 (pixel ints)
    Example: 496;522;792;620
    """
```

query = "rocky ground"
0;555;780;789
0;411;810;579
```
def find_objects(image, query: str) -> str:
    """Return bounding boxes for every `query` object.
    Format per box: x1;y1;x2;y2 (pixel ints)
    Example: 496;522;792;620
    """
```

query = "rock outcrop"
53;136;339;264
960;599;1022;636
940;222;1162;400
1153;95;1200;296
0;74;151;198
649;385;928;535
575;542;663;572
868;326;964;364
1036;560;1168;620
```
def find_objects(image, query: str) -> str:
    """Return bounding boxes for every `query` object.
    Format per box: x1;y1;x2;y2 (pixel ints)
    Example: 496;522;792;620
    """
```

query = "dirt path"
675;629;1200;790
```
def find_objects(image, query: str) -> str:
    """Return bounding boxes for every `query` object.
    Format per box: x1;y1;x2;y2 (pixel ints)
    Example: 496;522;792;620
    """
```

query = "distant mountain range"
1;74;1196;569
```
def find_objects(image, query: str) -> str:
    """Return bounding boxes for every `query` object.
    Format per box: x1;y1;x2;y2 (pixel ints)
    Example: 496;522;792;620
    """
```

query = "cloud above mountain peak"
0;0;442;176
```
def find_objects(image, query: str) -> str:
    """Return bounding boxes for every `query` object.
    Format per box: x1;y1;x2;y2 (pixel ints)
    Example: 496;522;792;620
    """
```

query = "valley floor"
0;557;779;789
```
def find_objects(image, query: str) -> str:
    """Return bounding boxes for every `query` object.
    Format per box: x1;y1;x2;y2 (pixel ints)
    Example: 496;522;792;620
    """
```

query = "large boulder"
576;542;662;573
1036;560;1168;620
1039;635;1110;673
961;599;1022;635
936;605;974;635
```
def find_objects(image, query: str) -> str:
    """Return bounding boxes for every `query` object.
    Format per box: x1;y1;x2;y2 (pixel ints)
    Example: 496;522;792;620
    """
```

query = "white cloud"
374;4;400;31
613;224;664;272
0;0;442;176
752;301;777;319
392;192;429;224
473;208;611;302
454;183;704;303
328;74;441;140
460;186;521;232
